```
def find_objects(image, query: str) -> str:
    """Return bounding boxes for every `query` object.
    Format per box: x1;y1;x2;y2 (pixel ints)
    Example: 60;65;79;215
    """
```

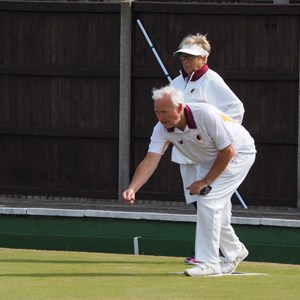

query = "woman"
170;34;245;265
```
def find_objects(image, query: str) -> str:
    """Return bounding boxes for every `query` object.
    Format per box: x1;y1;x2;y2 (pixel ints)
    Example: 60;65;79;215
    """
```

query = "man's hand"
186;180;208;195
121;152;162;205
187;145;235;195
122;188;135;205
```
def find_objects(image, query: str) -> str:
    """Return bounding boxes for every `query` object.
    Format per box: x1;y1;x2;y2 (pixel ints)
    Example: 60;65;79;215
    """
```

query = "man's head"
152;86;186;130
173;34;211;76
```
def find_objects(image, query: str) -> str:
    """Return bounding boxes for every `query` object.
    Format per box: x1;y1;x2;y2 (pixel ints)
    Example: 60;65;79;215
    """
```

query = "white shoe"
220;244;249;274
184;263;222;277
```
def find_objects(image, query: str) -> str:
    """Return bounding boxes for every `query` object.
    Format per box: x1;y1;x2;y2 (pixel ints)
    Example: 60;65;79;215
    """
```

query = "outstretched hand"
122;188;135;205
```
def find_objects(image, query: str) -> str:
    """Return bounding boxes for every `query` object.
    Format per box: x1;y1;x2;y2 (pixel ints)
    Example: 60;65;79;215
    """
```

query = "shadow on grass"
0;259;169;264
0;272;177;277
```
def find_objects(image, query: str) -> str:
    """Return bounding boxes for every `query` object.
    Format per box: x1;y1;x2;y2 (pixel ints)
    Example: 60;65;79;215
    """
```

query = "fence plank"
0;1;299;207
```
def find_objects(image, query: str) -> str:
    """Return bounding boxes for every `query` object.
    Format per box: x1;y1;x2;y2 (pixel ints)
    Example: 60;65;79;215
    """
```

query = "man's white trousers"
180;153;256;263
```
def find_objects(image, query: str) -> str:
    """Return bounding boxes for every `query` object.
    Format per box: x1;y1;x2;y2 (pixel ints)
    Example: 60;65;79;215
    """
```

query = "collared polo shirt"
148;103;256;169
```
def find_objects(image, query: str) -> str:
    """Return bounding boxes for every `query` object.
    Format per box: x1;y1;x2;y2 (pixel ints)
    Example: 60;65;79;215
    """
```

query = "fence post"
298;38;300;209
119;0;133;201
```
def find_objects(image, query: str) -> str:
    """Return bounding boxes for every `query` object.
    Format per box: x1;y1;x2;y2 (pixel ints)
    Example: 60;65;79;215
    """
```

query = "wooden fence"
0;1;299;207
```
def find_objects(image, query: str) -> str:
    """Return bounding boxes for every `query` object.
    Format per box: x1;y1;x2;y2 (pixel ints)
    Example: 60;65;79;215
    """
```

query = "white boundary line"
0;207;300;228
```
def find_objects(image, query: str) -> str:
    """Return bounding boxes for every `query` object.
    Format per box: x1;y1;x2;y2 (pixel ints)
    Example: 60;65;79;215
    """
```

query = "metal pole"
235;190;248;209
136;17;248;209
136;19;172;83
119;0;133;201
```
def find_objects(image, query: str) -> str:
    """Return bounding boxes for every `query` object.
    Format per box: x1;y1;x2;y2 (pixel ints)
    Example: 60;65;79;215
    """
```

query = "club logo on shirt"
194;133;204;143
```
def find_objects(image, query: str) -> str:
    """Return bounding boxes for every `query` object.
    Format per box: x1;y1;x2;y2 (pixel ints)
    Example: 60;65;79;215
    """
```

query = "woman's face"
179;54;206;76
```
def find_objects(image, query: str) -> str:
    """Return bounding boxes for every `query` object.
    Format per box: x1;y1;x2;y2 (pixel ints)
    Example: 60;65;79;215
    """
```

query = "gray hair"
179;33;211;54
151;85;185;108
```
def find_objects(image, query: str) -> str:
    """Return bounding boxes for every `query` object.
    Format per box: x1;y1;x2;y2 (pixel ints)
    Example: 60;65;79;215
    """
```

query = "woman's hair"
179;33;211;54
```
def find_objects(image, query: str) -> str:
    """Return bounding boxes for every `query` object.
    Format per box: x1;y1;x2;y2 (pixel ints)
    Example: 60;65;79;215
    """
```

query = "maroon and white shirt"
148;103;256;169
170;65;245;164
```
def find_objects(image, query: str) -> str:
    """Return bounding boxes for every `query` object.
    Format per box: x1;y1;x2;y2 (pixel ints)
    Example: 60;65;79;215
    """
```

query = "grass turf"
0;248;299;300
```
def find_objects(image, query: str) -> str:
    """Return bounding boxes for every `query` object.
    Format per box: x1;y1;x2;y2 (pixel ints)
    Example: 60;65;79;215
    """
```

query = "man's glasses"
179;54;198;61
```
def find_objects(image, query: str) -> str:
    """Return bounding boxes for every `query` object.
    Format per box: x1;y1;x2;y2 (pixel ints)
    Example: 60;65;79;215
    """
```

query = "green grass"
0;248;299;300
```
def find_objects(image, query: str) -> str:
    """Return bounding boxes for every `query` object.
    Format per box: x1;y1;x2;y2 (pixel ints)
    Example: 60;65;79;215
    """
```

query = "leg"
185;153;256;276
219;154;256;260
194;196;224;264
180;164;206;265
219;200;243;260
184;195;225;276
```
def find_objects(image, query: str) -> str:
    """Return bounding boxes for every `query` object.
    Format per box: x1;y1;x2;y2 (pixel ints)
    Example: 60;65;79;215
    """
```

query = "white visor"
173;44;209;57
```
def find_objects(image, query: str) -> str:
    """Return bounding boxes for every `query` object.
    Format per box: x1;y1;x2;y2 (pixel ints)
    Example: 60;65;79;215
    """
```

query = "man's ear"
178;103;184;113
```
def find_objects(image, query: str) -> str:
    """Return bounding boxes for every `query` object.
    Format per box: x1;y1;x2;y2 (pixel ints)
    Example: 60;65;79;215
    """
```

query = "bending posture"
170;34;245;264
123;86;256;277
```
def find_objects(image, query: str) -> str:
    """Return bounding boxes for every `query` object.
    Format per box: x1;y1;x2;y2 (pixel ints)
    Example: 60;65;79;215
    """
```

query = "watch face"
200;186;212;195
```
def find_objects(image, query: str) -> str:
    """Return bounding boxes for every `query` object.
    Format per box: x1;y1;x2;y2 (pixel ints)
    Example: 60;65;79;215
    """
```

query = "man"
122;85;256;276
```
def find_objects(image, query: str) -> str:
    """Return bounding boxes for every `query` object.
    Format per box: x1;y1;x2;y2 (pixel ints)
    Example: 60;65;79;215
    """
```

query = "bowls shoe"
184;256;201;265
184;263;222;277
220;244;249;274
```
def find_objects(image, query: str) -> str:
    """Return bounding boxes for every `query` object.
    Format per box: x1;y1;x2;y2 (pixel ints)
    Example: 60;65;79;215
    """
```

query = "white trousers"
180;153;256;263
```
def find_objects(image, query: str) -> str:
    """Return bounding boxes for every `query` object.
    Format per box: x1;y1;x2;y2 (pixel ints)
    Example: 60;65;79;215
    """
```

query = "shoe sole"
184;271;223;277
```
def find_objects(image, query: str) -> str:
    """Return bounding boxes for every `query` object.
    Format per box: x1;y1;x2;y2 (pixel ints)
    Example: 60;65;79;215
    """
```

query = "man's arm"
122;152;162;204
187;144;235;195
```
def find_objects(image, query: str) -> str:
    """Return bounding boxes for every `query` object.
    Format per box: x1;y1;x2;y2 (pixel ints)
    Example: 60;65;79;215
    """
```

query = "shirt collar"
167;105;196;132
184;105;197;129
181;64;209;82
